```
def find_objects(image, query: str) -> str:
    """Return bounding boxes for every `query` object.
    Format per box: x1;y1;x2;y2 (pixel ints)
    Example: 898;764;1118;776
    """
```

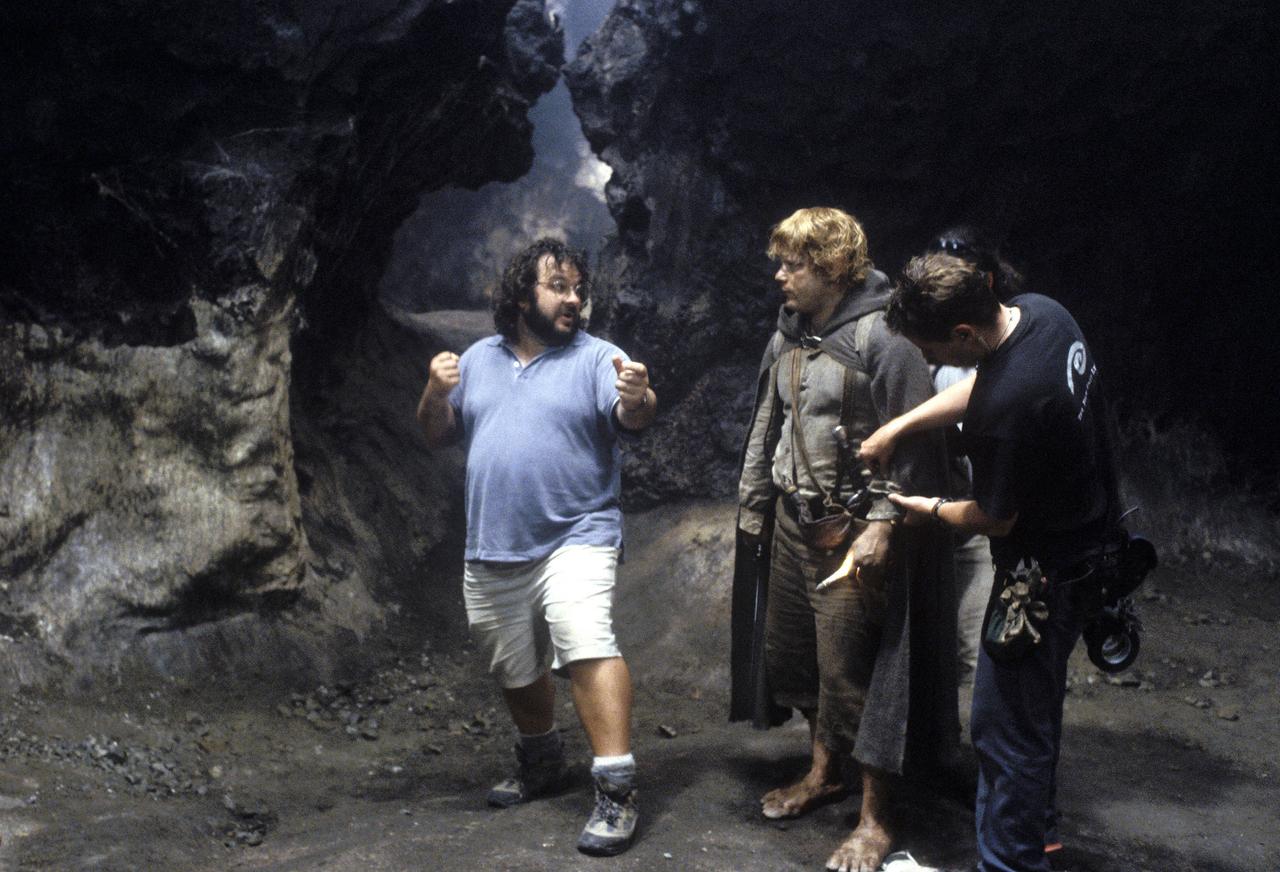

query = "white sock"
591;753;635;772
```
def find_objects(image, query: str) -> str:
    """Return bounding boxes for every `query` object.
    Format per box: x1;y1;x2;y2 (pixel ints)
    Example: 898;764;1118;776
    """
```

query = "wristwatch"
931;497;951;525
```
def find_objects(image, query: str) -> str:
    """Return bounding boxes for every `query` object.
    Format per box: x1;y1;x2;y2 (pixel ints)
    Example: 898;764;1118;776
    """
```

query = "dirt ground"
1;501;1277;871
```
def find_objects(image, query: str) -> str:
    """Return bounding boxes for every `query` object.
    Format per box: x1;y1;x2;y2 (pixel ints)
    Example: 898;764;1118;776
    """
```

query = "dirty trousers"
764;497;886;756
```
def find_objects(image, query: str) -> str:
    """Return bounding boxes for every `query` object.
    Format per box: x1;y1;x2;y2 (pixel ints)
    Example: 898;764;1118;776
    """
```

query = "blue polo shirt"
449;331;628;562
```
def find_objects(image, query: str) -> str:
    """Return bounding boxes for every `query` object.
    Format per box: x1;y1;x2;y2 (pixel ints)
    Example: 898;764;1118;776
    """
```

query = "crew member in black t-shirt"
857;252;1118;872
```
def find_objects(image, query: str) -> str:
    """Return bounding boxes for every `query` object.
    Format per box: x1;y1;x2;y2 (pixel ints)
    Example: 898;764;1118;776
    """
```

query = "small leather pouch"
982;557;1050;664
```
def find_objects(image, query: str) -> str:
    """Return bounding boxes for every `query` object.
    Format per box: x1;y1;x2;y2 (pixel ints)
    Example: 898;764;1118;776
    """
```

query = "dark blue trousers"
971;576;1084;872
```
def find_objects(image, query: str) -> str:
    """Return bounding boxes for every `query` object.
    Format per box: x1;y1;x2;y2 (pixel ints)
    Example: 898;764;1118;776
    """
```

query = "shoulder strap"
833;363;856;499
832;315;876;497
839;313;879;428
787;312;880;507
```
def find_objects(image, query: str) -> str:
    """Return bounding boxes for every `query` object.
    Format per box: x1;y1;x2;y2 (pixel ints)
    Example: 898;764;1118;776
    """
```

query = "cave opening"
286;1;626;660
377;0;616;321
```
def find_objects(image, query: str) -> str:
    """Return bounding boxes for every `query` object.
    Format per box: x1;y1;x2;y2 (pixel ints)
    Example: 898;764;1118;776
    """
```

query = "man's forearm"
416;389;456;448
894;372;975;437
616;387;657;431
932;497;1015;537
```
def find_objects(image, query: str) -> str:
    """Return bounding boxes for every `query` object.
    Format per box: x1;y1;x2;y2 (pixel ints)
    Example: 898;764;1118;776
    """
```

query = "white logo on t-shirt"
1067;341;1087;394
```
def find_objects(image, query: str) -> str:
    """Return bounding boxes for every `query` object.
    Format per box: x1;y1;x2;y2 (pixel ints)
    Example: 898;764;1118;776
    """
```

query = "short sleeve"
449;378;464;416
594;346;625;432
598;348;623;417
449;349;471;441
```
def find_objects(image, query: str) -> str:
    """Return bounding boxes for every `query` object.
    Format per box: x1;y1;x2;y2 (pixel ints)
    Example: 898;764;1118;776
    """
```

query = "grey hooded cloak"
729;269;959;775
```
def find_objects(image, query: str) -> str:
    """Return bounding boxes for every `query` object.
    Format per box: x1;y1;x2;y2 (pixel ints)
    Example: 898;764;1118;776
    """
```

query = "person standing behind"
416;238;656;857
732;207;955;872
933;360;993;686
860;252;1120;872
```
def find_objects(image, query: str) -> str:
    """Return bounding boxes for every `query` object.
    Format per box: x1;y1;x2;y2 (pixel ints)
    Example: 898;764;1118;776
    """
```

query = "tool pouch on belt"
982;557;1050;663
790;493;863;552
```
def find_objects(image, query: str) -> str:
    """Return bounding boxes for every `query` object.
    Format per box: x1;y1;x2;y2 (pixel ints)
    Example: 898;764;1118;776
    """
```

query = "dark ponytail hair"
928;226;1023;302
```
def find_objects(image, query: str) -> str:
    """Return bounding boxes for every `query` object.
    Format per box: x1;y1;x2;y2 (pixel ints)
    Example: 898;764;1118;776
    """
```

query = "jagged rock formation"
567;0;1280;502
3;0;1275;689
378;81;615;313
0;0;558;687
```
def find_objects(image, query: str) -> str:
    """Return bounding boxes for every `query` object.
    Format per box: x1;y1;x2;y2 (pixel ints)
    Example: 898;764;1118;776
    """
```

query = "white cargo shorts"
463;544;621;689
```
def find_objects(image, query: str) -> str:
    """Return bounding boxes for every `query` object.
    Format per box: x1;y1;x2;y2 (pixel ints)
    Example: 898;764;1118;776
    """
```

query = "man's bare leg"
760;715;847;819
825;766;892;872
500;672;556;735
566;656;632;756
488;672;566;808
568;656;639;856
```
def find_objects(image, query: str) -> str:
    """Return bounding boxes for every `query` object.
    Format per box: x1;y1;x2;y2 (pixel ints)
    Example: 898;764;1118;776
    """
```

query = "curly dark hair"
492;238;591;341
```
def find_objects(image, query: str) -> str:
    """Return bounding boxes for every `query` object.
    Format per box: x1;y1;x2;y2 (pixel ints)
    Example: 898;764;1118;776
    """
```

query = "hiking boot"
576;774;639;856
486;742;567;808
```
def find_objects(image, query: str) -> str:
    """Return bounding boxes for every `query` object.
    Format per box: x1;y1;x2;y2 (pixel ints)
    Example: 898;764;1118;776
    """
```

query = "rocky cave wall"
3;0;1276;689
567;0;1280;503
0;0;558;688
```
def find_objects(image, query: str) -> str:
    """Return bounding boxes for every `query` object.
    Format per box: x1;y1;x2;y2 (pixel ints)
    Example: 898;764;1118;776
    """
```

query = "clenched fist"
612;356;650;411
857;420;900;475
427;351;461;398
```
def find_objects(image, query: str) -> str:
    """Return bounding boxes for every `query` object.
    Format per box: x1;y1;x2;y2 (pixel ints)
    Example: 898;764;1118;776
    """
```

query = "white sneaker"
880;851;942;872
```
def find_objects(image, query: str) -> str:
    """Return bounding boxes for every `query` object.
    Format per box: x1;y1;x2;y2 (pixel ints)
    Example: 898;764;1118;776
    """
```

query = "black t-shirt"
962;293;1117;571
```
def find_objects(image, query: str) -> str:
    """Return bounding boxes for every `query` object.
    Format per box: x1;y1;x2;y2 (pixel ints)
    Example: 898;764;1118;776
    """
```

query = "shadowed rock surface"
566;0;1280;502
0;0;558;686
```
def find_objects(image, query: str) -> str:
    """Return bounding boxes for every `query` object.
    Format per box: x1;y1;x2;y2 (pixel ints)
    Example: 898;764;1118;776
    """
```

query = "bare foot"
760;771;847;819
825;819;892;872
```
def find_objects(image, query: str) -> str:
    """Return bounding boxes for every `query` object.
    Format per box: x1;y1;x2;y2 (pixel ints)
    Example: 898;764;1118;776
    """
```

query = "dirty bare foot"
760;770;847;819
824;819;892;872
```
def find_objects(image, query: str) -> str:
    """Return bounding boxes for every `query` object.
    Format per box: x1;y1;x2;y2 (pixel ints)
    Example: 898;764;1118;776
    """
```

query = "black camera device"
1077;531;1158;673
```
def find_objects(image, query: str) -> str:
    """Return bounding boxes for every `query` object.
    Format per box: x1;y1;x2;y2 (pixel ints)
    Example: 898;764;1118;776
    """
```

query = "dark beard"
523;304;577;346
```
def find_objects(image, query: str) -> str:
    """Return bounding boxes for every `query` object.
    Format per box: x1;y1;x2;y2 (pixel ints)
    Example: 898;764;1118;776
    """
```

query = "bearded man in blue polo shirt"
416;238;656;856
